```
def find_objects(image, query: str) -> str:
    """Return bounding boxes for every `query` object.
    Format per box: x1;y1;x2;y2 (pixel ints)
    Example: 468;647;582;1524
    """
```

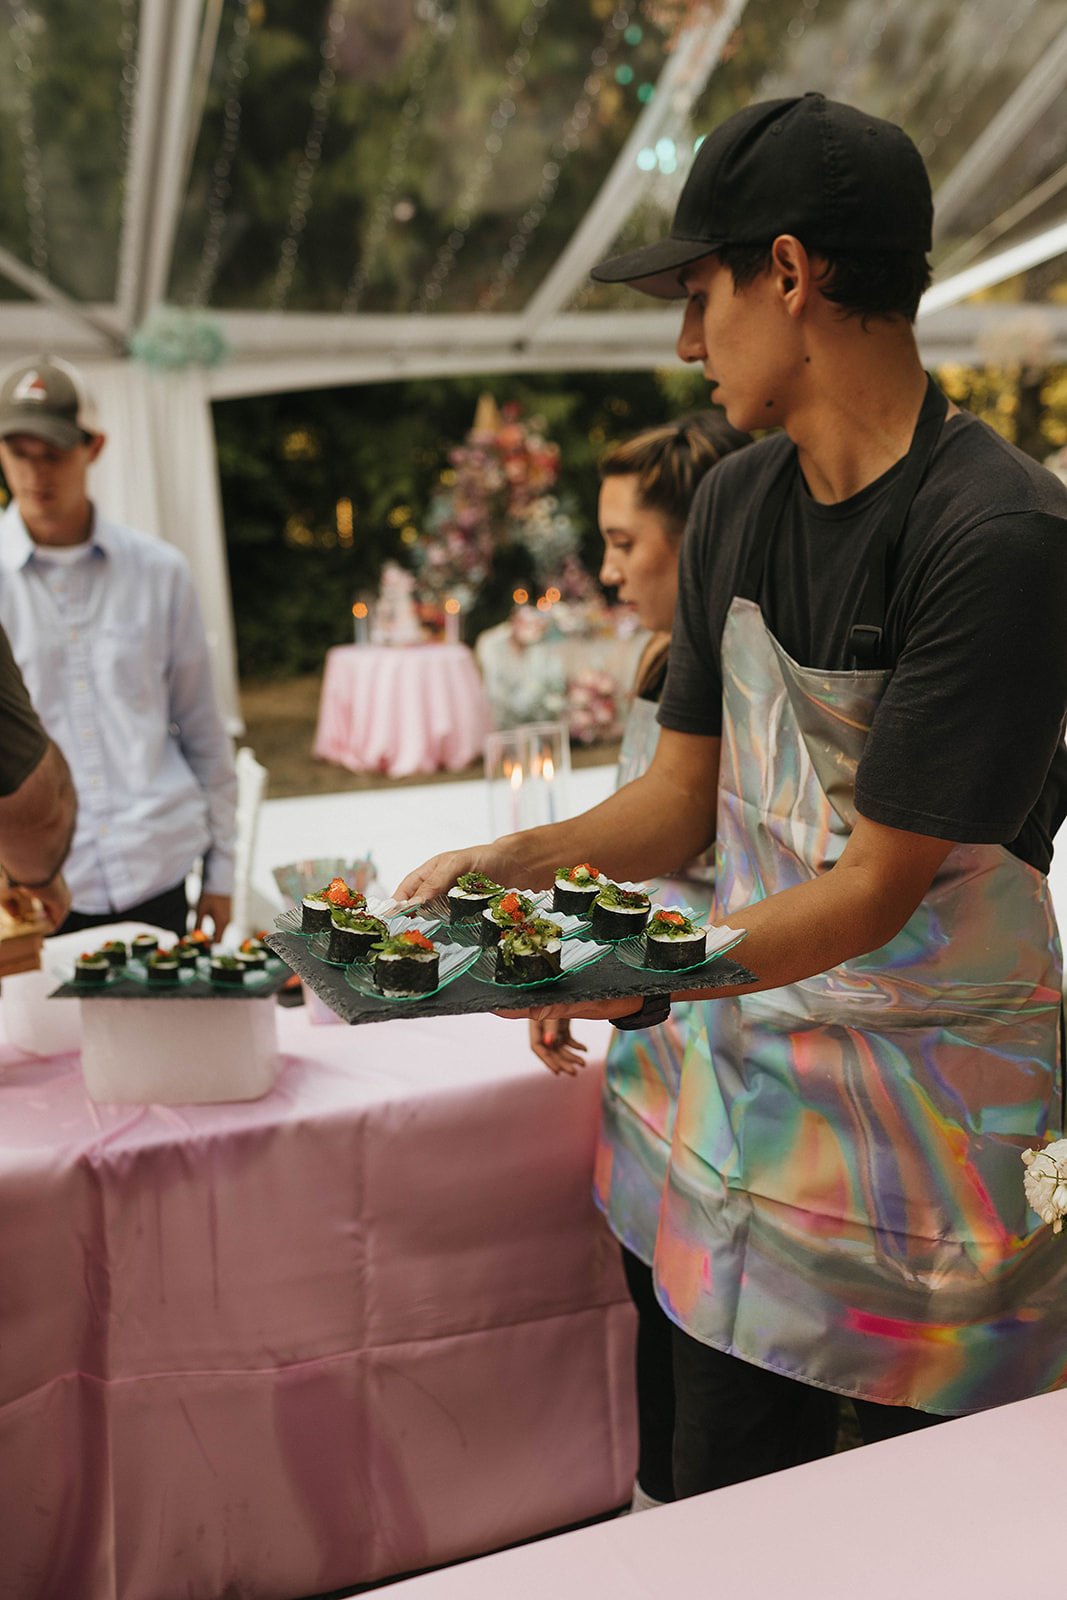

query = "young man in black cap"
399;94;1067;1491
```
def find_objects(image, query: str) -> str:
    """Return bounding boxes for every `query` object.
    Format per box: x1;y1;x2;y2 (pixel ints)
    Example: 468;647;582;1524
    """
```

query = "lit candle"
444;595;461;644
352;600;369;645
542;752;556;824
509;758;524;832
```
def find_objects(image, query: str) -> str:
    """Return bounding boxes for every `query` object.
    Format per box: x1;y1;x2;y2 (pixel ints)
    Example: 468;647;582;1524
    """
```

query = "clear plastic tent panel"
2;0;1067;330
574;0;1067;309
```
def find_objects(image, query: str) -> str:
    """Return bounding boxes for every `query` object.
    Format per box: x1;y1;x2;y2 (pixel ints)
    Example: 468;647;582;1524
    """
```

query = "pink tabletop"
0;1005;633;1600
313;642;493;778
385;1386;1067;1599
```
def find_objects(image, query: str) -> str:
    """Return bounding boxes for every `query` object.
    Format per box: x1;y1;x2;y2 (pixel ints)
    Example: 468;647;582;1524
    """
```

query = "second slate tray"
266;929;756;1027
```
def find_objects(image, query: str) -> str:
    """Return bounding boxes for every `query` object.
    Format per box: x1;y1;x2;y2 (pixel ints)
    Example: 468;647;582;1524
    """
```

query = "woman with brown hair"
529;412;751;1511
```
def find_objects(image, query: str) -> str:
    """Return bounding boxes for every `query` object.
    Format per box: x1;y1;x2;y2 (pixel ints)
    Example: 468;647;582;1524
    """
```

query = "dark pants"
672;1324;947;1499
52;880;190;942
620;1245;677;1504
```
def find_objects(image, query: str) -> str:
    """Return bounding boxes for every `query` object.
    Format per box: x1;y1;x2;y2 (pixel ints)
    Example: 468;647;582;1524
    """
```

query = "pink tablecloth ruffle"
314;643;493;778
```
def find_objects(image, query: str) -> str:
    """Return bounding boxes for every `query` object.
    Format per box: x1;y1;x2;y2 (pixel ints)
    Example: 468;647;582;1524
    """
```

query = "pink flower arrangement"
566;669;622;745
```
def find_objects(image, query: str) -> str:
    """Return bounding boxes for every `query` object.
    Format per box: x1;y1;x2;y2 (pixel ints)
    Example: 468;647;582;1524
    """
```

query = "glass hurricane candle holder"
484;721;571;836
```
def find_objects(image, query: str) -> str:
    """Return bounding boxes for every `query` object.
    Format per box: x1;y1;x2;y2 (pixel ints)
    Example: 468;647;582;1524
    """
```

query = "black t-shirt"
659;412;1067;875
0;622;47;798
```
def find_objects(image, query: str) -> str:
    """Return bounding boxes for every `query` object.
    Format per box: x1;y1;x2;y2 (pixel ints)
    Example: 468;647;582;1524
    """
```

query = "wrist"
610;992;671;1031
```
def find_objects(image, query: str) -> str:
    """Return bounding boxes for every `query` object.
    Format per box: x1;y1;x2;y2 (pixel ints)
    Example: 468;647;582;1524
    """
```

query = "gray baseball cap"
0;358;97;448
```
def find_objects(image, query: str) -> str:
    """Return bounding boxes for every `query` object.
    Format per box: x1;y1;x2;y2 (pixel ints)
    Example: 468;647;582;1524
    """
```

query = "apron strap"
738;375;949;669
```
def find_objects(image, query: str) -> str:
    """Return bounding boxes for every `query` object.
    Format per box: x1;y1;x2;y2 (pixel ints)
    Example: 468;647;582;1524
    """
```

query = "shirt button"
89;776;102;789
75;679;87;692
68;627;79;642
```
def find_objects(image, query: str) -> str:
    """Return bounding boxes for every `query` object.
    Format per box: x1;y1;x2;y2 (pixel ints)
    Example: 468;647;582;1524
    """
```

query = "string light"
191;0;253;308
9;4;50;278
269;0;352;310
343;0;455;312
415;0;550;312
480;5;634;310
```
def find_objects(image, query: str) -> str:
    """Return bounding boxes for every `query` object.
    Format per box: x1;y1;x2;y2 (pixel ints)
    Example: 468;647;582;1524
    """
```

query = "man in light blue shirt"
0;357;237;939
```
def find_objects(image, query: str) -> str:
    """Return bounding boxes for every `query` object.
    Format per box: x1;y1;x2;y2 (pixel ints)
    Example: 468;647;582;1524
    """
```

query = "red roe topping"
569;863;599;881
497;891;524;920
400;930;435;952
325;877;366;910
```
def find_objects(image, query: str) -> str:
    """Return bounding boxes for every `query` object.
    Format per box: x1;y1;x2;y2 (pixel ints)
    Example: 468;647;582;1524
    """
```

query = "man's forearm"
0;740;77;887
497;765;717;888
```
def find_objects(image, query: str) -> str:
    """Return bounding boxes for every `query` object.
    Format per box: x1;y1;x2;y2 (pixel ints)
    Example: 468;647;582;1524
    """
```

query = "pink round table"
313;642;493;778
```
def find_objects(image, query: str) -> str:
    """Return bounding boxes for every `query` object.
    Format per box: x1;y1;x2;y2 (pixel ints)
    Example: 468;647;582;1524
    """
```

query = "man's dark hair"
716;242;932;324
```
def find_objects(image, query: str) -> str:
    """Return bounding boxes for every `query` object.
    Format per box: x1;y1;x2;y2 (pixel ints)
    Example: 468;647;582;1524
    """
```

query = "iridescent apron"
594;696;710;1265
655;382;1067;1412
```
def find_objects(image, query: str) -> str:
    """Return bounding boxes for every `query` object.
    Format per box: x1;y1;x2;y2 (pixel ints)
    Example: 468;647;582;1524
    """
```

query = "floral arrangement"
410;396;587;609
1022;1139;1067;1232
566;668;624;745
371;561;424;646
130;304;229;371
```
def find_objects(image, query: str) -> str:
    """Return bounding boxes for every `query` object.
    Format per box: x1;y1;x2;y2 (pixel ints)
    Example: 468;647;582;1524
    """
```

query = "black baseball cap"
591;92;933;300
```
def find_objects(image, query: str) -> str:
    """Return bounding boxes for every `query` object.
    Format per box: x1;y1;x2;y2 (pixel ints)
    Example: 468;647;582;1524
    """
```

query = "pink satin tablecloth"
385;1387;1067;1600
0;1005;634;1600
313;643;493;778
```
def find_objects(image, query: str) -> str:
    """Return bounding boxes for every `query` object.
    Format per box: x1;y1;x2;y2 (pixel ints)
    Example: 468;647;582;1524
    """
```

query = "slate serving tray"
266;929;756;1027
50;957;293;1002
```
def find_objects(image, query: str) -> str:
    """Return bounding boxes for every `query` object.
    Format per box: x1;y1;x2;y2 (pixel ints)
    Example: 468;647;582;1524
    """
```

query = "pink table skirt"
0;1006;633;1600
313;643;493;778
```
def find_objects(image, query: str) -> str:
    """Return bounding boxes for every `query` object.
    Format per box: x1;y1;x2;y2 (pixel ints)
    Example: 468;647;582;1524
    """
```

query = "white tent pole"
933;23;1067;235
180;0;226;199
919;218;1067;317
115;0;204;333
0;245;123;353
142;0;211;315
516;0;749;339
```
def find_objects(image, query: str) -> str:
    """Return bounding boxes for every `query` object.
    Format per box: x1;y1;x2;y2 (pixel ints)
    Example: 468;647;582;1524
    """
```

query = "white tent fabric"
72;361;241;732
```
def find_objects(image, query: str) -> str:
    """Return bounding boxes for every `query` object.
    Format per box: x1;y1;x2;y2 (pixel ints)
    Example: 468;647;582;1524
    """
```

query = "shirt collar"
0;501;110;570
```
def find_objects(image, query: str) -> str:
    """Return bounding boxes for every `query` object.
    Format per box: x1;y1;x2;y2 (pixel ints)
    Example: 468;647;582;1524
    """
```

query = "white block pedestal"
80;995;280;1104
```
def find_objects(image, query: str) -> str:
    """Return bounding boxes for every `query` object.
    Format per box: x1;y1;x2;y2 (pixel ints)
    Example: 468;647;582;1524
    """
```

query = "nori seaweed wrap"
302;877;366;933
552;863;603;917
74;952;110;986
480;889;537;946
494;919;563;985
643;909;707;971
327;909;389;964
210;955;245;985
146;950;181;984
131;933;159;961
98;939;128;968
447;871;504;922
589;882;651;942
374;929;440;995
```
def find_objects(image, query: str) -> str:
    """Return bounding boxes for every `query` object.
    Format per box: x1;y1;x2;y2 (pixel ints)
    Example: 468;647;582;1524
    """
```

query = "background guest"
0;356;237;940
529;413;751;1511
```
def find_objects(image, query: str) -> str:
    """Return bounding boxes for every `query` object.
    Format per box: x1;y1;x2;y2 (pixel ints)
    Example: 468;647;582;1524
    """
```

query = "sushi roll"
146;949;181;984
552;863;604;917
494;919;563;986
131;933;159;961
326;909;388;965
589;882;651;942
302;877;366;932
174;942;201;969
373;929;440;995
235;935;270;973
98;939;128;969
643;909;708;971
74;952;110;986
210;955;245;986
447;871;503;922
480;889;537;946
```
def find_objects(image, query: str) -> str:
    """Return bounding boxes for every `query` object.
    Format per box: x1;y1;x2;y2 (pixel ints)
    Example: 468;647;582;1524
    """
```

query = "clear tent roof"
3;0;1067;394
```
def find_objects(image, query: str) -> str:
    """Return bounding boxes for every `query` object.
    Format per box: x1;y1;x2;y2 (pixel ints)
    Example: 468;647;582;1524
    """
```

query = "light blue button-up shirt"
0;503;237;912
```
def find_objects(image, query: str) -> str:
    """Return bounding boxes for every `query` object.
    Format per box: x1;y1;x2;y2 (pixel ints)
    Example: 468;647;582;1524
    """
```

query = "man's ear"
86;431;107;464
769;234;812;312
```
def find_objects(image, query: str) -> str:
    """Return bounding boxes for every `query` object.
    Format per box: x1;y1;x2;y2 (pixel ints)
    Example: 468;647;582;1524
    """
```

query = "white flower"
1021;1139;1067;1233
